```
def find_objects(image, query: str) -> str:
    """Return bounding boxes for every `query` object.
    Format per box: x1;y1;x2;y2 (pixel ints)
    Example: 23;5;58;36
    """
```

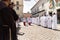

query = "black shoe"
44;27;47;28
48;28;52;29
17;33;25;36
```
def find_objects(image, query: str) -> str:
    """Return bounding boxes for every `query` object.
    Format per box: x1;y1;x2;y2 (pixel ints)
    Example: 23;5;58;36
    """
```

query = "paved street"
17;22;60;40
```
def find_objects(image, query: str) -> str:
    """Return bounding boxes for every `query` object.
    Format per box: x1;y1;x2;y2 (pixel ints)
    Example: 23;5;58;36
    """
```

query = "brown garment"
0;7;17;40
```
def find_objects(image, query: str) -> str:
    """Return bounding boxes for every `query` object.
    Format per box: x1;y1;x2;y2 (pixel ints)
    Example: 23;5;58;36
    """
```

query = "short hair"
49;12;52;16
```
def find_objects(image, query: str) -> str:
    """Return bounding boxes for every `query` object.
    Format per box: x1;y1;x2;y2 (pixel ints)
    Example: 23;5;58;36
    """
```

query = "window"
16;1;19;5
42;3;44;7
16;6;19;10
16;1;19;10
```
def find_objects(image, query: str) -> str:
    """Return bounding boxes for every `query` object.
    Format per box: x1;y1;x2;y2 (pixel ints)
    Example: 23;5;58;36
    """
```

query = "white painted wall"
11;0;23;17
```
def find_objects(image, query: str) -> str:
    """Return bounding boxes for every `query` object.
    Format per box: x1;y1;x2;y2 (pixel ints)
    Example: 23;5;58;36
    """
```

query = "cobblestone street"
17;22;60;40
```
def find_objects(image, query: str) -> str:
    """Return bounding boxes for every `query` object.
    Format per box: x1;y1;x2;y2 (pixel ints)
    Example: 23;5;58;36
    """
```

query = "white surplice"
47;16;52;28
52;15;57;29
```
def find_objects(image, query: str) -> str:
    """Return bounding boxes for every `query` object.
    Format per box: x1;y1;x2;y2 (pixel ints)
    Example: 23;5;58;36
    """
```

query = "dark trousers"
28;22;31;25
23;22;26;26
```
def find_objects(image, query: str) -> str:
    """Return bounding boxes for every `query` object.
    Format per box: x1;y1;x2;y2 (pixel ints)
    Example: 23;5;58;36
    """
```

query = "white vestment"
47;16;52;28
40;17;42;26
32;18;35;24
37;17;40;25
23;18;26;22
27;18;32;23
40;16;46;27
45;16;48;27
52;15;57;29
36;17;38;25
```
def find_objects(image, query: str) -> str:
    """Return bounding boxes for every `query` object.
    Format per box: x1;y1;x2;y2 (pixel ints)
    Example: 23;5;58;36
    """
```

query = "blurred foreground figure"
52;13;57;30
9;2;24;36
8;2;19;40
0;0;18;40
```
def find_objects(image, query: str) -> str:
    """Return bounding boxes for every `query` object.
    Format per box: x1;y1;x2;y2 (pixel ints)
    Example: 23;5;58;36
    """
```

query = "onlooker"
9;2;24;36
8;2;19;40
0;0;18;40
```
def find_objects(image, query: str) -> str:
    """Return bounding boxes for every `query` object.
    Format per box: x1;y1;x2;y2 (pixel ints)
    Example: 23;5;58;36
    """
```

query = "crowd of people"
32;12;57;30
23;17;32;26
0;0;57;40
22;12;57;30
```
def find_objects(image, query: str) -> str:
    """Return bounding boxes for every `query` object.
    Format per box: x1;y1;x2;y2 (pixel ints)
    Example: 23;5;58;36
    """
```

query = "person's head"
9;2;15;8
44;12;46;16
53;13;55;15
1;0;11;6
49;12;52;16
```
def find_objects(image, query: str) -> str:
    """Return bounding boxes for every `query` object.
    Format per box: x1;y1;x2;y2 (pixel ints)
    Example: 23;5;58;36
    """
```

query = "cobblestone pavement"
17;22;60;40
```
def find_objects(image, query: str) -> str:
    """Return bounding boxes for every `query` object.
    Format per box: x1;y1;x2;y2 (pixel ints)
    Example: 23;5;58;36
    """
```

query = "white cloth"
32;18;35;24
27;18;32;23
23;18;26;22
32;18;33;23
36;17;39;25
40;16;46;27
52;15;57;29
45;16;48;27
36;17;38;25
34;18;36;24
40;16;43;26
47;16;52;28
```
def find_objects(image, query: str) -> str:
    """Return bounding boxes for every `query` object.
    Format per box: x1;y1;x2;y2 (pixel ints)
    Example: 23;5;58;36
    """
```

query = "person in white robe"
52;13;57;29
40;15;42;26
40;15;46;27
23;18;26;26
45;15;49;27
37;17;40;25
44;14;48;27
36;17;37;25
32;18;34;24
47;13;52;29
27;17;32;25
34;18;36;24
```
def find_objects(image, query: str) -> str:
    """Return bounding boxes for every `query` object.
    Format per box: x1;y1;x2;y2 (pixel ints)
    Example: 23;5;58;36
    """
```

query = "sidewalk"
17;22;60;40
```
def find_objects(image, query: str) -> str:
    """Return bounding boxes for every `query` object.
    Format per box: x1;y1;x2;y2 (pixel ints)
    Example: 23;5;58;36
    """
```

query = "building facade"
31;0;47;17
11;0;23;18
31;0;60;23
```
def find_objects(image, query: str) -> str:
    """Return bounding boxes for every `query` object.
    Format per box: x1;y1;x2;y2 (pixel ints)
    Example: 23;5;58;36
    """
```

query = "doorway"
57;9;60;24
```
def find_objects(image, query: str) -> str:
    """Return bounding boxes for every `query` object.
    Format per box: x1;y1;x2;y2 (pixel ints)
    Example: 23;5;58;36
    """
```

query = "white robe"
40;16;43;26
47;16;52;28
32;18;34;24
40;16;46;27
34;18;36;24
27;18;32;23
23;18;26;22
37;17;40;25
45;16;48;27
36;17;38;25
52;15;57;29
